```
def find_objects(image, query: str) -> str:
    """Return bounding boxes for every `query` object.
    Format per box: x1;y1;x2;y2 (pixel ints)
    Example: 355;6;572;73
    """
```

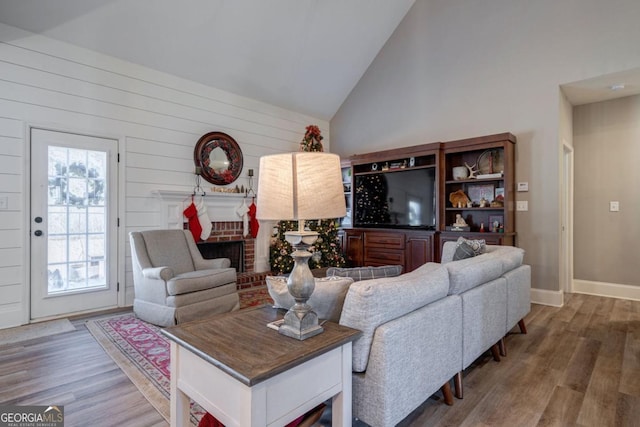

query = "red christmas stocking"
183;202;202;241
249;201;260;238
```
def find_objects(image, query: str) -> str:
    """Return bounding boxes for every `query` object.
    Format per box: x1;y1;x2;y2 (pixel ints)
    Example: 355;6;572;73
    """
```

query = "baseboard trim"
573;279;640;302
531;288;564;307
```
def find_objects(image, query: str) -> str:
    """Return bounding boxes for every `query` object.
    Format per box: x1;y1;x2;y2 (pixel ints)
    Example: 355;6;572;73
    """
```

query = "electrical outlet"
516;201;528;211
610;201;619;212
0;196;8;210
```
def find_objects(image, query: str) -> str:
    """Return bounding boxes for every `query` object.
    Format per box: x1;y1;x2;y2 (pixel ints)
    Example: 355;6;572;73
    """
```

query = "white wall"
573;95;640;288
0;24;329;328
331;0;640;293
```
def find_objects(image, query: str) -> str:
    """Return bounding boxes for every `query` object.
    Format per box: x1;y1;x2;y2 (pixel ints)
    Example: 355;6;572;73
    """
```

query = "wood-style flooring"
393;293;640;427
0;293;639;427
0;311;168;427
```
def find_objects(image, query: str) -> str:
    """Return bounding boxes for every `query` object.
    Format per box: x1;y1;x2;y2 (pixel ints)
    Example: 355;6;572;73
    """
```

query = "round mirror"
194;132;243;185
208;146;229;172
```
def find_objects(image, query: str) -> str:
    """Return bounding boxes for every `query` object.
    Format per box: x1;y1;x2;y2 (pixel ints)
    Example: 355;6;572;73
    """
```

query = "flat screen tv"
353;167;436;229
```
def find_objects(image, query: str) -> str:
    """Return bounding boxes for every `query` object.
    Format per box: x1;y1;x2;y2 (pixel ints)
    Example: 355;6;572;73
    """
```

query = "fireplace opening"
197;240;245;273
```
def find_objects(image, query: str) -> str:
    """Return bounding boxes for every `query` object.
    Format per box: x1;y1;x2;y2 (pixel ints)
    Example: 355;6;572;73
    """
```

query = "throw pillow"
265;275;354;322
458;236;486;253
325;265;403;282
453;241;475;260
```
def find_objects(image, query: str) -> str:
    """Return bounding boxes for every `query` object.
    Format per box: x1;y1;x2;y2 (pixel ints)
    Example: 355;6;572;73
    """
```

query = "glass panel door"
31;129;118;319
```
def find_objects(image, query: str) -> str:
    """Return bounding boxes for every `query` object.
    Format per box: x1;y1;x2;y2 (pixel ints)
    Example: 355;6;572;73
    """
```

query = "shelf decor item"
449;189;470;208
452;166;468;180
476;148;504;179
464;162;478;179
489;214;504;232
256;152;346;340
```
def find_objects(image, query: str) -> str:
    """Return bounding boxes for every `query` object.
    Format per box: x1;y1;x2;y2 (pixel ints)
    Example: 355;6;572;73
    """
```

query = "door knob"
34;230;43;236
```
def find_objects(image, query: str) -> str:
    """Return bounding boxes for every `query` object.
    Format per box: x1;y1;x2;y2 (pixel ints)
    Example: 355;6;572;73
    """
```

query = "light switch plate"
516;201;528;211
610;201;619;212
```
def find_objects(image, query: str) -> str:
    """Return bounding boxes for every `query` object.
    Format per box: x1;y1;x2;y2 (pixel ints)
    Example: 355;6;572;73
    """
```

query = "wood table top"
162;305;361;386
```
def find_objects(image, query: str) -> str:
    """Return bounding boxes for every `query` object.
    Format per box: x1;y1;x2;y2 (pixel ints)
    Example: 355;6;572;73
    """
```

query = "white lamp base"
279;230;323;340
279;306;323;340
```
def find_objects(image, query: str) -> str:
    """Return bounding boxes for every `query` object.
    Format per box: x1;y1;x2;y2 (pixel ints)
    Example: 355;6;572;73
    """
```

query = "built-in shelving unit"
340;132;517;264
438;133;516;251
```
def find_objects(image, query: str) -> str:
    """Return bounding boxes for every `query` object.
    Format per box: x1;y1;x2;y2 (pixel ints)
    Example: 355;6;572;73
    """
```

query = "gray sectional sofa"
337;243;531;427
439;241;531;398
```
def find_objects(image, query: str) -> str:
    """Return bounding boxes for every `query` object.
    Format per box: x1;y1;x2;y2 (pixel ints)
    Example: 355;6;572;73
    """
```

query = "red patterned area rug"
85;286;273;425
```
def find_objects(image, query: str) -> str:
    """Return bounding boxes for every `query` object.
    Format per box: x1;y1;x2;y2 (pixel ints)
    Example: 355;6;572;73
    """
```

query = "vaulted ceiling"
0;0;415;120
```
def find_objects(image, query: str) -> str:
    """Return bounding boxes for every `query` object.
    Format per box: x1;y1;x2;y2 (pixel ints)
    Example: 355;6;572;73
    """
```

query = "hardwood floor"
390;293;640;427
1;293;639;427
0;311;167;427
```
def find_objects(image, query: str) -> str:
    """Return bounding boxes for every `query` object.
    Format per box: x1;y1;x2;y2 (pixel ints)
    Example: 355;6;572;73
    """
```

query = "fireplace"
197;240;245;273
153;192;272;290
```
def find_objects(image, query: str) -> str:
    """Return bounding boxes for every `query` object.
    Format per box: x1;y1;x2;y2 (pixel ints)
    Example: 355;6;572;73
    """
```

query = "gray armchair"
129;229;239;326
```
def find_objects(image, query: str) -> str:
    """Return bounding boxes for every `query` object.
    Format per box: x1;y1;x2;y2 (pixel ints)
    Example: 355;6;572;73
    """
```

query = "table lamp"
256;152;346;340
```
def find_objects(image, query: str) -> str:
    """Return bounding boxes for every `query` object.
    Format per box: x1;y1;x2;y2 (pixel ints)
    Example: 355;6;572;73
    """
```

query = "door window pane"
69;209;87;234
88;207;105;233
47;146;108;293
48;210;67;234
48;236;67;264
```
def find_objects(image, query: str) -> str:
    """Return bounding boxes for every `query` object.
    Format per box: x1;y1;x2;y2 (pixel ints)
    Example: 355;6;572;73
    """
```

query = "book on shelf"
476;172;503;179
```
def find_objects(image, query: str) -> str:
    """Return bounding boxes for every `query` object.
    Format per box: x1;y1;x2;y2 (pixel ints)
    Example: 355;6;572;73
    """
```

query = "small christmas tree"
354;174;390;225
269;219;346;274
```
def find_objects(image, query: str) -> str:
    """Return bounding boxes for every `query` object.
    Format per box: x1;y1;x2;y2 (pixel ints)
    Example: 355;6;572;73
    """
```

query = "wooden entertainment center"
340;132;516;270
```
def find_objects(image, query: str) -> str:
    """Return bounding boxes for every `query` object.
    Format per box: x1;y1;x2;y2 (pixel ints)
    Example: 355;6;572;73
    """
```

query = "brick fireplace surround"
199;221;271;290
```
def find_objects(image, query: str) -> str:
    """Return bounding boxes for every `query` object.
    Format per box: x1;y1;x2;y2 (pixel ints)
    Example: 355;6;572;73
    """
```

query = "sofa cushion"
266;275;354;322
166;267;237;296
485;246;525;273
339;262;450;372
444;254;503;295
326;265;403;281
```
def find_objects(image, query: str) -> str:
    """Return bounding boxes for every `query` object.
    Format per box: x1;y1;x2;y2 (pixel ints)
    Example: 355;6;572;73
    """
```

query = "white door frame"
560;142;574;294
23;124;126;323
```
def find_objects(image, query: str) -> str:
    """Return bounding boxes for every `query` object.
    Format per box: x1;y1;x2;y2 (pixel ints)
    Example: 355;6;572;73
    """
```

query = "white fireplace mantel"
151;190;272;272
151;190;251;227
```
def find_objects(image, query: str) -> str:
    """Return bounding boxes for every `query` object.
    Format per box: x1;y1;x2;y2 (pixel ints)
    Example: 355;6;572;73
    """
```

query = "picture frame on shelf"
468;184;494;204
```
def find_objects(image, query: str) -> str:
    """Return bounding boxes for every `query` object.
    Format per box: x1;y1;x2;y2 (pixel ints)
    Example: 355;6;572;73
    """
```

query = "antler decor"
464;162;478;179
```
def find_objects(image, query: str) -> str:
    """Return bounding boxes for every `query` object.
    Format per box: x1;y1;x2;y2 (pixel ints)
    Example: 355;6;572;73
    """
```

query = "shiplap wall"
0;24;329;328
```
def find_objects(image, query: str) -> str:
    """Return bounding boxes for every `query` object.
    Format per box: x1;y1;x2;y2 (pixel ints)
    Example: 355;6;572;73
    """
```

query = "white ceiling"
561;68;640;106
0;0;415;120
